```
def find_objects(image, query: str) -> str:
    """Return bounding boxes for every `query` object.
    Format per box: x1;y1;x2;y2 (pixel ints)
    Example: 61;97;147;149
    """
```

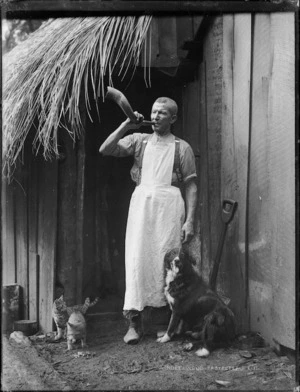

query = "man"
100;97;197;344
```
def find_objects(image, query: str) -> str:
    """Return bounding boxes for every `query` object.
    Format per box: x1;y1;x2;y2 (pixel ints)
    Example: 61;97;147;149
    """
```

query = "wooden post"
220;14;252;333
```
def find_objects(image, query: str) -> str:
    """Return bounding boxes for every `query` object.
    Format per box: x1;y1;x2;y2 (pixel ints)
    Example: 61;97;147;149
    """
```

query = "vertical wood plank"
268;13;295;349
203;17;223;289
81;125;97;299
221;14;251;332
249;13;295;349
28;149;39;321
249;13;273;343
181;73;201;268
249;13;274;345
198;61;211;281
2;177;16;284
38;157;58;332
14;164;28;319
76;134;85;303
182;80;200;155
56;132;77;305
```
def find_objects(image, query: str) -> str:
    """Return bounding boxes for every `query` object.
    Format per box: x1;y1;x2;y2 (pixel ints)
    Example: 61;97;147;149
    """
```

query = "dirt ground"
2;313;297;391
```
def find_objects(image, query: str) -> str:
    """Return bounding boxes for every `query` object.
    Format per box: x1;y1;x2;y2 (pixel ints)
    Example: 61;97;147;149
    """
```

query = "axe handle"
105;86;154;125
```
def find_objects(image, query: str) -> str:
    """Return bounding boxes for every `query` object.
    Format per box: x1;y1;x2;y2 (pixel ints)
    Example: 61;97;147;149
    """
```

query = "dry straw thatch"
3;16;152;178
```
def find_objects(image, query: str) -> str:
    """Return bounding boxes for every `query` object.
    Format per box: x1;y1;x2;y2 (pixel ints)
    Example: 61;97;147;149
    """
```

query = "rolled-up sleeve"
109;134;135;157
180;143;197;183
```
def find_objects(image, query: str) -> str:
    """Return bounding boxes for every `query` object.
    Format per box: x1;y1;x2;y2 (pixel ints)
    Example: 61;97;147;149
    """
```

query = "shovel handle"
222;199;238;224
209;199;238;291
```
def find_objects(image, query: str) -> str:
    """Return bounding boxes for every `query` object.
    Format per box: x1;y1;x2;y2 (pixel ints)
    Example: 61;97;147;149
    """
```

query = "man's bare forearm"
184;179;197;224
99;111;144;155
99;121;129;155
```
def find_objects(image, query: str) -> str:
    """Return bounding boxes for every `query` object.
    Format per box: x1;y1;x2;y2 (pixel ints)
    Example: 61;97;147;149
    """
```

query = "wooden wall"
2;146;58;332
2;14;295;348
182;13;295;348
221;14;252;334
248;13;295;350
1;129;92;331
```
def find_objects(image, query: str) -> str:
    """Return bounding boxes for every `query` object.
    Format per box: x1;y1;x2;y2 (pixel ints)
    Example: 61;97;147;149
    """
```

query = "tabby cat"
67;311;87;350
52;295;99;340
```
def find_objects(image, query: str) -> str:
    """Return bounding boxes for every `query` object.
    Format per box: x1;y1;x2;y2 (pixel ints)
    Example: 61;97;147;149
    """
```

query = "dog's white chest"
165;269;176;306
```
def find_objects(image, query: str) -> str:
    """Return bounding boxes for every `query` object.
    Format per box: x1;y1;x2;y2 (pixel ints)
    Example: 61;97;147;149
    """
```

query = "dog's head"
164;247;196;277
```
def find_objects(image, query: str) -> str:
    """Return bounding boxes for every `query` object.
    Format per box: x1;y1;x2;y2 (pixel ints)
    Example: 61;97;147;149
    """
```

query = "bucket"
13;320;38;336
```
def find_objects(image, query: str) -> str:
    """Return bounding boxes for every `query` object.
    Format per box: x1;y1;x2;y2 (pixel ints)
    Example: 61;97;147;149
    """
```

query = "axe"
105;86;154;125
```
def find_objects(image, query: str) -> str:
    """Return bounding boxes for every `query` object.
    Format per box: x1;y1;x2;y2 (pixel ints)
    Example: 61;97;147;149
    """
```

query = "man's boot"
123;310;143;344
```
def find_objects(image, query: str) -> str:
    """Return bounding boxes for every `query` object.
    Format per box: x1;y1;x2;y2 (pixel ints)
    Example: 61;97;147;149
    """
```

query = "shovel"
209;199;238;292
105;86;154;126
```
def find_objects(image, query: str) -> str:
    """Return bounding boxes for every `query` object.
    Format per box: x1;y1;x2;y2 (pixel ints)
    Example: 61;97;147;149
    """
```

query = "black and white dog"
157;247;235;357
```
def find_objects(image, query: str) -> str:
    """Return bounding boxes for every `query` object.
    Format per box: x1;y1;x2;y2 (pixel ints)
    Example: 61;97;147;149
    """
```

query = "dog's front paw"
195;347;210;357
157;333;171;343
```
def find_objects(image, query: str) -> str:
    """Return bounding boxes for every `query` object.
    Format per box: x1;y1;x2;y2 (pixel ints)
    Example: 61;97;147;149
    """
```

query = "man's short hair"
154;97;178;116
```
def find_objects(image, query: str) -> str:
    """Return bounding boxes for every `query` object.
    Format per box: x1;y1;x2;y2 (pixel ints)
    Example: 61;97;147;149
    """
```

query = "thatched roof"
3;16;152;177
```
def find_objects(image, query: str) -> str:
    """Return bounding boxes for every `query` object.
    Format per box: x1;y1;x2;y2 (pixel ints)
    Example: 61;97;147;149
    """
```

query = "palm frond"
3;16;152;178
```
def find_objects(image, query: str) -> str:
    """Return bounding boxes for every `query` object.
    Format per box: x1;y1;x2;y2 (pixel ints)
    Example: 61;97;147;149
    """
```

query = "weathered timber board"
81;126;97;299
75;103;87;304
198;61;211;282
249;14;276;343
266;13;295;349
14;164;29;320
2;177;16;284
181;75;201;267
202;17;223;291
220;14;252;333
4;0;297;17
37;158;58;332
56;132;78;304
249;13;295;349
28;147;39;321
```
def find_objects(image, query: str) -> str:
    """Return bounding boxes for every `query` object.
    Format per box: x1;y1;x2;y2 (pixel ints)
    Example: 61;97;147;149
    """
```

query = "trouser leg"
123;309;143;344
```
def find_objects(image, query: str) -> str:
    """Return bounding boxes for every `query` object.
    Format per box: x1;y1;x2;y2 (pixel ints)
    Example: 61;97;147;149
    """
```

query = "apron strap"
174;138;183;183
137;139;149;185
136;135;183;185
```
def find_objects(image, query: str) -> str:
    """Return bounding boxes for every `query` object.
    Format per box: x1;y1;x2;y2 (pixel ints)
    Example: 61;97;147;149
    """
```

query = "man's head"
151;97;178;135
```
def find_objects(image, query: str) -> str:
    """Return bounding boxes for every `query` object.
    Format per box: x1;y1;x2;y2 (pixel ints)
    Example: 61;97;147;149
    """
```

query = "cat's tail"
87;297;99;308
83;296;99;308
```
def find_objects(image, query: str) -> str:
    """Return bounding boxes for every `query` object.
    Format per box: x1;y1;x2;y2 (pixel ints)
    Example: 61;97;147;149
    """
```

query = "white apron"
123;137;185;311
